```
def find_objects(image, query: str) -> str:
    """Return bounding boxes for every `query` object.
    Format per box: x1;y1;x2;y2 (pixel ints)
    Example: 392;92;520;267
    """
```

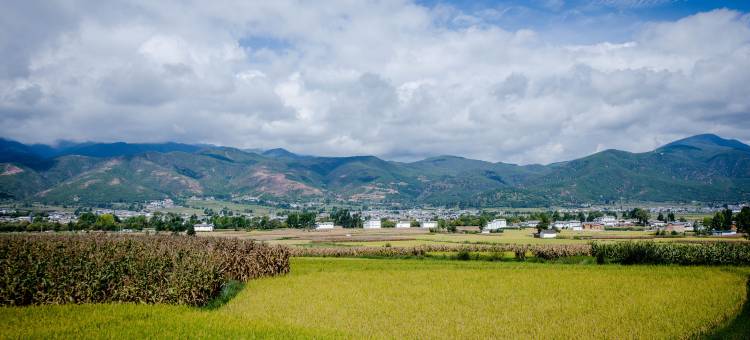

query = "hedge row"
591;241;750;265
0;234;289;306
289;243;592;260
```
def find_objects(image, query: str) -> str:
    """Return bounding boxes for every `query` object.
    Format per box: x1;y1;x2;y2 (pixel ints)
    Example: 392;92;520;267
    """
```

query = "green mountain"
1;134;748;206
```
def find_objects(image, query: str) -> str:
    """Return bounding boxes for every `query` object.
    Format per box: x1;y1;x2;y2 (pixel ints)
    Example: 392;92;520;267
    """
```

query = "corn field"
0;234;289;307
591;241;750;265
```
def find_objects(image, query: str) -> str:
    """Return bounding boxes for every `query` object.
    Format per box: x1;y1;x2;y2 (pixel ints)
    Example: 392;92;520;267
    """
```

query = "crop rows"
290;243;592;260
591;241;750;265
0;234;289;306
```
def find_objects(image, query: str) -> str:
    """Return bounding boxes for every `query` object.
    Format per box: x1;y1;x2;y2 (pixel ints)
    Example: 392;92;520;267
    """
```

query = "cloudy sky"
1;0;749;164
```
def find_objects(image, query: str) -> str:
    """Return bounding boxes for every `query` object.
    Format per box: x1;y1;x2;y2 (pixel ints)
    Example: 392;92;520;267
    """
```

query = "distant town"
2;197;748;238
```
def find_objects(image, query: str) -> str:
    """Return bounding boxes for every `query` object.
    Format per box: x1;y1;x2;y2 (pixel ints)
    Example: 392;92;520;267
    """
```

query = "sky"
1;0;749;165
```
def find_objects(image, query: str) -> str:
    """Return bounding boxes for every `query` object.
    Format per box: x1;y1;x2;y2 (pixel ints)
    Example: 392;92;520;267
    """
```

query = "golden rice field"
2;258;749;339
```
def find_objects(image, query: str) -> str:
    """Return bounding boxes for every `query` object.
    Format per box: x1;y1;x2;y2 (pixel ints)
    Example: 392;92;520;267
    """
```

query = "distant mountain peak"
659;133;750;152
262;148;301;159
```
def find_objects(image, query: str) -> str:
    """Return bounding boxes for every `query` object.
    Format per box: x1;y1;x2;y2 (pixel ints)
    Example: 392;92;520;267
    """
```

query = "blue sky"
1;1;749;164
416;0;750;43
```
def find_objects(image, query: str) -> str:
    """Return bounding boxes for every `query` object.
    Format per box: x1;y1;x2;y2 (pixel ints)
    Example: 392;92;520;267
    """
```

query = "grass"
2;258;748;339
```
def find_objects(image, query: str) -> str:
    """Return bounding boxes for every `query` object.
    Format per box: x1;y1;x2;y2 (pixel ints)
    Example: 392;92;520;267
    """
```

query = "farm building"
364;220;382;229
316;222;334;230
593;216;617;226
486;219;507;230
538;230;558;238
194;223;214;232
421;221;437;228
396;221;411;228
553;220;581;230
583;223;604;231
663;223;687;233
650;220;667;228
712;230;737;236
521;220;539;228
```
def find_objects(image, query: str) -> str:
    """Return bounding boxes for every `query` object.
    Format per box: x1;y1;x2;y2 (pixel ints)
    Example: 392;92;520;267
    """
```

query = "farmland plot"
2;258;748;339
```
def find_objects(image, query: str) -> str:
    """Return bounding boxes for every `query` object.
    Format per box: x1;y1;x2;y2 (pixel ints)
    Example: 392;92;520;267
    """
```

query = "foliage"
737;207;750;238
537;213;550;232
591;241;750;265
330;208;362;228
0;234;289;306
285;211;316;229
626;208;650;225
289;243;591;259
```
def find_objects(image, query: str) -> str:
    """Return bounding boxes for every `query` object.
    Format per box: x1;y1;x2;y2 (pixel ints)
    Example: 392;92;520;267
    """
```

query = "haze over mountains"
1;134;749;207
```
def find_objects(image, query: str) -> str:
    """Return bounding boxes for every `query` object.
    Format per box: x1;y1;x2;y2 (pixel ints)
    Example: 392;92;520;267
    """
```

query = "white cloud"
1;1;749;164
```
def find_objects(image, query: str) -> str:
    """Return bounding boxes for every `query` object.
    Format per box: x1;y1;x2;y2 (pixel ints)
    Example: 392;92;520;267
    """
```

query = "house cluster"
317;219;437;230
361;208;480;224
145;199;175;211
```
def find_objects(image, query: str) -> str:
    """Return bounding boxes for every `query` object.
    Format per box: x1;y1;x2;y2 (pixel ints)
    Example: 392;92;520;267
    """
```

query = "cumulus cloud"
0;1;749;165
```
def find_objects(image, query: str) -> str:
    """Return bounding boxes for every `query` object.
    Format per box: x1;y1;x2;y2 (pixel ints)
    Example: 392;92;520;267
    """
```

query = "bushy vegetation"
0;234;289;306
290;243;592;260
591;241;750;265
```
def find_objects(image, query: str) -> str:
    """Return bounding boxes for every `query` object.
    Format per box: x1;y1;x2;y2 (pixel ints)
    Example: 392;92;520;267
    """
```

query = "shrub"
455;250;471;260
0;234;289;307
591;241;750;265
290;244;592;261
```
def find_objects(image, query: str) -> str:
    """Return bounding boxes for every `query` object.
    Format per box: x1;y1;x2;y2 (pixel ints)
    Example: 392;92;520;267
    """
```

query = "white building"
521;220;539;228
594;216;617;226
539;229;558;238
364;220;382;229
194;223;214;232
553;220;581;230
396;221;411;228
421;221;437;229
316;222;334;230
486;219;507;230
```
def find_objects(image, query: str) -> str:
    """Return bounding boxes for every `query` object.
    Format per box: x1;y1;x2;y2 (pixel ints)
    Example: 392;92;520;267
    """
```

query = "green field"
2;258;748;339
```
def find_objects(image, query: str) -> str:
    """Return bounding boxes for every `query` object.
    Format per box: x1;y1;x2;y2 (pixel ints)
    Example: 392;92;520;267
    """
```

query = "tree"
701;217;713;233
710;212;725;231
551;211;561;222
577;212;586;223
586;211;603;222
124;215;148;230
537;213;550;233
735;207;750;237
722;208;733;229
331;208;362;228
629;208;650;226
186;224;196;236
95;214;117;230
657;213;665;222
77;212;97;230
667;212;676;222
286;212;301;228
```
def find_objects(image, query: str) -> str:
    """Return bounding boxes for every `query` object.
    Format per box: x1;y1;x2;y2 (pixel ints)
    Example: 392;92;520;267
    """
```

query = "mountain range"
1;134;749;207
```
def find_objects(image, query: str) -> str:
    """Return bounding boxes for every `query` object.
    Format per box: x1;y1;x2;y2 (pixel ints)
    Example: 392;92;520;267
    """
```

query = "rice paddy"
2;257;748;339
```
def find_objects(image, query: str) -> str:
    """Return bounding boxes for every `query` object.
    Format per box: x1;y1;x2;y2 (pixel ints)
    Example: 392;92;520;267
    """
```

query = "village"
1;199;745;238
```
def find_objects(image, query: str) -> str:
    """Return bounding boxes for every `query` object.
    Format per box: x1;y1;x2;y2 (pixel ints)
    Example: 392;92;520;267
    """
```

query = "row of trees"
330;208;363;228
703;207;750;233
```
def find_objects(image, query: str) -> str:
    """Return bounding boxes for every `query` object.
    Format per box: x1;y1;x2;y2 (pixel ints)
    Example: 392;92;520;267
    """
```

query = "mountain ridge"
1;134;748;206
